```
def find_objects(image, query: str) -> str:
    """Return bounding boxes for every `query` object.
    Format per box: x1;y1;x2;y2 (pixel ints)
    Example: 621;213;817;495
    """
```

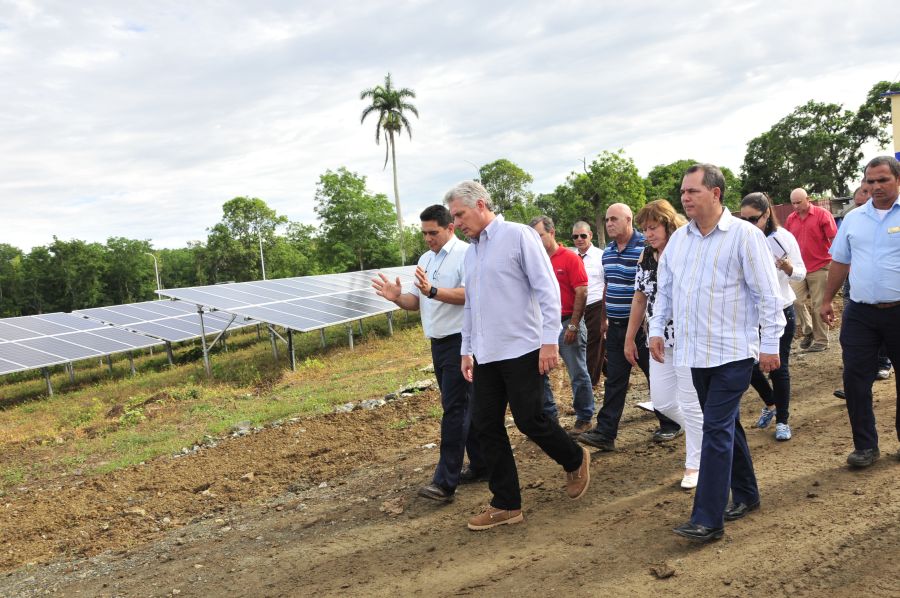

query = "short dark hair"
865;155;900;179
419;204;452;227
685;163;726;203
528;215;555;233
740;192;779;236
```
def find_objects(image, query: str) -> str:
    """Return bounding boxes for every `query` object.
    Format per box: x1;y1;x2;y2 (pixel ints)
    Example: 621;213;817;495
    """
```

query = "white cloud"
0;0;896;251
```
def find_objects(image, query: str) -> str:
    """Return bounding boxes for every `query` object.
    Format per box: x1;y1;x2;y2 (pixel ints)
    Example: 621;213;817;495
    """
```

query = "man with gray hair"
529;215;594;435
571;221;605;388
445;180;591;531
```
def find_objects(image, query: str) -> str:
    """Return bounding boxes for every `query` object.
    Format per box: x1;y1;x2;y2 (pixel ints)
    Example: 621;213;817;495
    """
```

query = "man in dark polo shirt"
530;216;594;435
579;203;681;450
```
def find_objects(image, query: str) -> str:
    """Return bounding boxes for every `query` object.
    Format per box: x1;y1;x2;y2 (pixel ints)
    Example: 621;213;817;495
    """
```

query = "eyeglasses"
741;214;764;224
571;233;589;240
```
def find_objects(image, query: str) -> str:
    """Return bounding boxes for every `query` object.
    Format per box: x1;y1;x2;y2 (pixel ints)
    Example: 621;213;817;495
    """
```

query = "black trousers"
840;301;900;450
750;305;796;424
431;334;484;491
472;349;584;510
595;320;679;438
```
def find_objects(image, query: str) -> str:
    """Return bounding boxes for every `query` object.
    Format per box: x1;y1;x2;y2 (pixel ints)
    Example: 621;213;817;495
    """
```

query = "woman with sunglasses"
624;199;703;489
739;193;806;441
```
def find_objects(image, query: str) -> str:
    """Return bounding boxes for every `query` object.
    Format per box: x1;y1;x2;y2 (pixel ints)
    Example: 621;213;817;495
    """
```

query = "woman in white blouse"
740;192;806;441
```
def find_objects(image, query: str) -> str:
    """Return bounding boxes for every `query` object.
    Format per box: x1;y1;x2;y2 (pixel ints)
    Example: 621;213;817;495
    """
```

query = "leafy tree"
740;81;899;202
205;197;288;283
20;238;107;313
158;245;208;289
0;243;24;317
314;167;399;271
104;237;156;305
360;73;419;265
478;159;534;215
401;223;428;263
645;159;742;212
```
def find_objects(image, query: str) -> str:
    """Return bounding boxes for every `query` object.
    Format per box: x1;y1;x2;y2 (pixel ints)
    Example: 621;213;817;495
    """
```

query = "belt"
875;301;900;309
430;332;462;344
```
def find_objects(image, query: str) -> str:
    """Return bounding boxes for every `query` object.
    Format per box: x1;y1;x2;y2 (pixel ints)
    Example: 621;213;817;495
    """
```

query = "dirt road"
2;339;900;597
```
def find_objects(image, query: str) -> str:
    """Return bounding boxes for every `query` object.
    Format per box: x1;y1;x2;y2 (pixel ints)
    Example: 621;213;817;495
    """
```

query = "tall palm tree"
360;73;418;265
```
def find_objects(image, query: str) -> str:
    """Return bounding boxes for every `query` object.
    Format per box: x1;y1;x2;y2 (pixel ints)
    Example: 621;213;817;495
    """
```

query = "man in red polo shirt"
530;216;594;434
785;188;837;352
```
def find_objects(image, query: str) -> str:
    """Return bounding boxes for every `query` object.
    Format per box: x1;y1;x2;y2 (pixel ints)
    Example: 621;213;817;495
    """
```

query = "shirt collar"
864;195;900;215
436;235;457;256
473;214;504;244
687;205;731;236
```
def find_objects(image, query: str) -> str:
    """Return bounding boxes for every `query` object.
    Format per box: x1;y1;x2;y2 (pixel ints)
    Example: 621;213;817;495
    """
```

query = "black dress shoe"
577;428;615;451
724;501;760;521
833;388;846;399
672;522;724;543
418;483;455;503
458;466;488;484
847;447;880;468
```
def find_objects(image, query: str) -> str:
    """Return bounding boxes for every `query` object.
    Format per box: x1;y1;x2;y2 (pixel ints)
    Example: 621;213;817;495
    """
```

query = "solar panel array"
0;313;162;376
157;266;418;332
76;299;254;343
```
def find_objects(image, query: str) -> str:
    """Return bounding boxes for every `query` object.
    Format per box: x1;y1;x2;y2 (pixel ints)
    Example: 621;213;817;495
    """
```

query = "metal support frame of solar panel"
0;312;162;377
75;300;255;343
156;266;419;333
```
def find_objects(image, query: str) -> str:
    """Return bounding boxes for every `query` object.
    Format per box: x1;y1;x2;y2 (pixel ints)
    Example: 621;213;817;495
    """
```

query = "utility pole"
257;219;267;280
144;252;161;291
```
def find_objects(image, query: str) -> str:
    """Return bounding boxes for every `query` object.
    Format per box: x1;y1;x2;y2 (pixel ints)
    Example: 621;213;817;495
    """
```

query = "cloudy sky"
1;0;896;251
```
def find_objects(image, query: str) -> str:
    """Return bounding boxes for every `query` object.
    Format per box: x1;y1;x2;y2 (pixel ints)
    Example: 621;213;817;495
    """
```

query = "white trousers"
649;347;703;470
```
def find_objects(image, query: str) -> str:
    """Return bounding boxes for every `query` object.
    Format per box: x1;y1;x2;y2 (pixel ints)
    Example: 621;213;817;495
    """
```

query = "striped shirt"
649;208;785;368
602;231;644;321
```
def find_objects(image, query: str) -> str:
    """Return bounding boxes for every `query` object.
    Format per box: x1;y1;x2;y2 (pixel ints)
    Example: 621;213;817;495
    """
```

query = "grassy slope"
0;314;430;491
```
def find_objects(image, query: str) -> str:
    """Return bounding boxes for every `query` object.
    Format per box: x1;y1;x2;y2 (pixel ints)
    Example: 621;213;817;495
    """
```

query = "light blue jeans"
542;317;595;423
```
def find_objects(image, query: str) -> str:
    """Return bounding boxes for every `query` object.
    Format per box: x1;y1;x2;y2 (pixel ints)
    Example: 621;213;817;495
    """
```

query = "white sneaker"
876;367;892;380
680;471;699;489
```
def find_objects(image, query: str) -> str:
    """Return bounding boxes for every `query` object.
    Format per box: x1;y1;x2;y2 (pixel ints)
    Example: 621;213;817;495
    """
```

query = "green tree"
205;197;288;283
740;81;899;202
0;243;24;317
314;167;398;271
20;238;107;313
158;245;207;289
478;159;534;215
645;159;742;212
577;150;646;245
103;237;156;305
360;73;419;265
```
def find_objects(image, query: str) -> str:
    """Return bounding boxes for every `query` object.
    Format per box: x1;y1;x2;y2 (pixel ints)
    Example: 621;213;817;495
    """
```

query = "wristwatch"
428;286;439;299
567;323;578;332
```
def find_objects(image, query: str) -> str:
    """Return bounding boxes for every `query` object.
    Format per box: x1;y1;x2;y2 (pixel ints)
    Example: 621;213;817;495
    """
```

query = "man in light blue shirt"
821;156;900;468
444;180;591;531
650;164;784;543
372;205;485;503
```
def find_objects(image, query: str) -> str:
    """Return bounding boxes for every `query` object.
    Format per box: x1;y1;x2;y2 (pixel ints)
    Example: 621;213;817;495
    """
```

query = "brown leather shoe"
568;420;593;436
566;446;591;499
467;507;524;530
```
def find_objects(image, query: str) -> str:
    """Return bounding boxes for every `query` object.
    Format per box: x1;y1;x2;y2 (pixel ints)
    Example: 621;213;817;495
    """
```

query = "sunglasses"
741;214;764;224
571;233;589;240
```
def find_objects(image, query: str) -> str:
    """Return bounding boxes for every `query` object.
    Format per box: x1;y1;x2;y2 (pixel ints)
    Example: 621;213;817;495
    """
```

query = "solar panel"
76;300;253;343
0;313;162;376
156;266;418;333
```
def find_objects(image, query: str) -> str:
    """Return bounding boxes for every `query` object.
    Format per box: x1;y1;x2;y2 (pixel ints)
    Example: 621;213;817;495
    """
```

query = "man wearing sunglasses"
372;204;486;503
571;222;605;390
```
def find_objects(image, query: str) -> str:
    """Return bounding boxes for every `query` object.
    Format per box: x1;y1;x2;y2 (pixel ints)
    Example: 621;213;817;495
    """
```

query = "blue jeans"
542;317;595;423
750;305;796;424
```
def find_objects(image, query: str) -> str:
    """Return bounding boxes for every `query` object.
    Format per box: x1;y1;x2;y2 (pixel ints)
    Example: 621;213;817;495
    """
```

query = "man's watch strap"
567;323;578;332
428;286;439;299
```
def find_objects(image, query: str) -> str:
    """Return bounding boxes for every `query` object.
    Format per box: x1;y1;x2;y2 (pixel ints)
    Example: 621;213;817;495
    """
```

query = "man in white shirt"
372;205;485;503
650;164;784;543
571;221;605;389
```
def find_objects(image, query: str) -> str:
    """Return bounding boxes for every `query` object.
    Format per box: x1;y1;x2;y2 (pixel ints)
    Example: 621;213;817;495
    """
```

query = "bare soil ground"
2;332;900;597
